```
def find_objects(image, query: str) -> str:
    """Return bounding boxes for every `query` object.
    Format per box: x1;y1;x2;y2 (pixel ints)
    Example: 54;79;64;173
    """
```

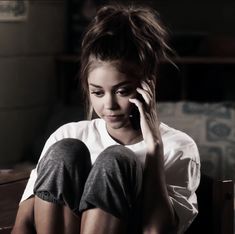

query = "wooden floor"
0;169;30;234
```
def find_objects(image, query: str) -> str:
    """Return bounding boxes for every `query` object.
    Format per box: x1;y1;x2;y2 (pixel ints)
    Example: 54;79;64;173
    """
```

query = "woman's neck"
106;125;143;145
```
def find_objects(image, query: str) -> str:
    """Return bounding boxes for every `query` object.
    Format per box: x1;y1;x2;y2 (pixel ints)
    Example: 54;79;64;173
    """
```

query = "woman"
12;4;200;234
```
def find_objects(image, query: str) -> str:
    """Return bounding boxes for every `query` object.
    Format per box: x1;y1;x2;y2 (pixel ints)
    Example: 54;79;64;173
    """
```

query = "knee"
43;138;90;164
95;145;142;172
37;139;92;175
100;145;136;161
80;145;143;216
35;139;92;208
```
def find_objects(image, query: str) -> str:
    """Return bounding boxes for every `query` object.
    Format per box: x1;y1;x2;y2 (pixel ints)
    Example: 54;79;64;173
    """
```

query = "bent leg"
80;208;126;234
34;197;64;234
33;138;92;234
80;145;143;234
34;197;80;234
12;197;36;234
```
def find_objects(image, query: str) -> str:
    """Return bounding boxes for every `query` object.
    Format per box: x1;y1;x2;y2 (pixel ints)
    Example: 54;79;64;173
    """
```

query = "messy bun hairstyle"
80;4;172;118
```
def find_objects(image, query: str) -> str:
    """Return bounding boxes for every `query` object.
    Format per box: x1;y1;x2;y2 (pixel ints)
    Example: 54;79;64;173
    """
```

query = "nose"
104;93;119;110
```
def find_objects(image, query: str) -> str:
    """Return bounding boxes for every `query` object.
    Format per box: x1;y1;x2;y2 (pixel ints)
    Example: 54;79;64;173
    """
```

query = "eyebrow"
88;81;133;89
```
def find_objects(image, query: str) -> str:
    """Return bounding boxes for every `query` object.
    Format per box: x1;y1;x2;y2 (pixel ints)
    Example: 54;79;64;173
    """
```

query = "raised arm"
129;80;178;234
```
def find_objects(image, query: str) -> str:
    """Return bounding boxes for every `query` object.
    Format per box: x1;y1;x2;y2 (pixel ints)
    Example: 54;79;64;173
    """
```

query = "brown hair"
80;4;172;118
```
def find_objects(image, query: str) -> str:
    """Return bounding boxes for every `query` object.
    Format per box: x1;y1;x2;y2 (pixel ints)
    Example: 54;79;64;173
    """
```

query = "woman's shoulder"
160;122;199;162
160;122;196;145
38;119;105;162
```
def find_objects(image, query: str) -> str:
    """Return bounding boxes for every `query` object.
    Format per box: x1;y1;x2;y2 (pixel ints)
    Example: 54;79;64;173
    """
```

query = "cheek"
90;96;102;111
120;98;133;112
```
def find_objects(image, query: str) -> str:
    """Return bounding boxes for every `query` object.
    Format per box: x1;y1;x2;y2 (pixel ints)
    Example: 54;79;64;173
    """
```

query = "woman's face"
87;62;139;130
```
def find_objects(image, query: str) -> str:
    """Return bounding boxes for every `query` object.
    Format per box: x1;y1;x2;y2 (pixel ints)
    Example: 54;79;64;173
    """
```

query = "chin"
106;120;131;130
106;122;122;129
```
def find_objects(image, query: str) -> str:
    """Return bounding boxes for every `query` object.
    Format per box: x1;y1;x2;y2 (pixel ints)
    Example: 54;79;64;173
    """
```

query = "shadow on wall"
0;1;65;167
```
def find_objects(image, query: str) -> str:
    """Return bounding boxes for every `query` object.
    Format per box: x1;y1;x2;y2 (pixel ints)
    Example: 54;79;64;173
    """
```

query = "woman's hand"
129;80;163;155
130;80;178;233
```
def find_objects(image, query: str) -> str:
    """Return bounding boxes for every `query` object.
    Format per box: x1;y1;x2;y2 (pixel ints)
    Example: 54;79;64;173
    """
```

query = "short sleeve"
19;121;91;203
20;132;59;203
19;122;76;203
165;140;200;233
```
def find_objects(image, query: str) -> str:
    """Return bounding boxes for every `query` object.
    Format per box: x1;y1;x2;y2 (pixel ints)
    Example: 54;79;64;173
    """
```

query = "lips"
105;114;124;122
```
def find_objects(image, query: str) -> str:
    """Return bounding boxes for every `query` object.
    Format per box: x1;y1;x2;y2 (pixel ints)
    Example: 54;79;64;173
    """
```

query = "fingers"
129;79;156;116
137;80;155;106
129;97;145;116
142;79;153;93
136;87;151;105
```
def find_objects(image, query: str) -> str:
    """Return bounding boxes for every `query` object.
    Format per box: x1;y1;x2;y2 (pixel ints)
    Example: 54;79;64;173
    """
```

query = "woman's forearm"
142;145;178;234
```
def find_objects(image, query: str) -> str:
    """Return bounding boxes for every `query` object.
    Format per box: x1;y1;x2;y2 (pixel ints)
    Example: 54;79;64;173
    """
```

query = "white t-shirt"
21;118;200;233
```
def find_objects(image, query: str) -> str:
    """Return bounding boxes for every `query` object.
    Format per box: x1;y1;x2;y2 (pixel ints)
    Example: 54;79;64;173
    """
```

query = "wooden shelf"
0;169;30;185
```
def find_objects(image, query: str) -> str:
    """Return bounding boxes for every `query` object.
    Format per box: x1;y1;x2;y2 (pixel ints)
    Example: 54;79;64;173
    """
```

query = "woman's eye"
116;88;132;96
90;90;104;97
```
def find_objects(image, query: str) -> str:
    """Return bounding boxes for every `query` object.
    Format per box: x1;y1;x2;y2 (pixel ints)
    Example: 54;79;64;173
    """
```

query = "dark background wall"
67;0;235;53
66;0;235;102
0;1;66;166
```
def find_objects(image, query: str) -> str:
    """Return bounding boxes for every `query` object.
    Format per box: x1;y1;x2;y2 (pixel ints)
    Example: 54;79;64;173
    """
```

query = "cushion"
158;101;235;180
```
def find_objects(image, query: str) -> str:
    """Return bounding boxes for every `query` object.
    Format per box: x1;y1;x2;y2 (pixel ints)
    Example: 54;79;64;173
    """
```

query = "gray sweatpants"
33;138;143;232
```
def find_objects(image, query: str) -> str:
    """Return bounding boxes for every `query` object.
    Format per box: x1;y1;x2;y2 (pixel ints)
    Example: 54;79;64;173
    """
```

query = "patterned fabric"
158;101;235;180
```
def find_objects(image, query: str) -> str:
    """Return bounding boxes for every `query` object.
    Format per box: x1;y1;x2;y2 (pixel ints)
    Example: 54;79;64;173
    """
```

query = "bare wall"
0;0;66;166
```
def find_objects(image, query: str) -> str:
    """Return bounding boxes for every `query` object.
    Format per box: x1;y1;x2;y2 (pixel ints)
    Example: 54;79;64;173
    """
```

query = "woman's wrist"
146;139;163;156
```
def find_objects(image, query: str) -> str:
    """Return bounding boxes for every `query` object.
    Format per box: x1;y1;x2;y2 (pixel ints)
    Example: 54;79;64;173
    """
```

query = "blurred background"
0;0;235;173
